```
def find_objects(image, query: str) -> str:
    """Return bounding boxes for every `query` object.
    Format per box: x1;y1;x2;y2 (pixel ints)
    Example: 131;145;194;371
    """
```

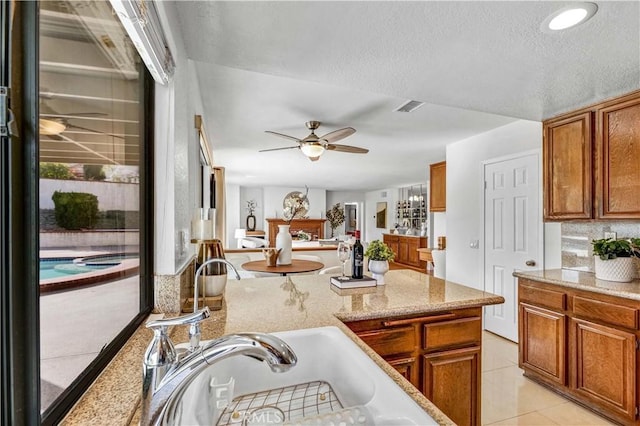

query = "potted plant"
325;203;345;238
364;239;395;284
591;238;638;282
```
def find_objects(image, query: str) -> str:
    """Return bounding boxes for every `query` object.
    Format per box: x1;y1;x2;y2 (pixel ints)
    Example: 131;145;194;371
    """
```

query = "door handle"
525;260;536;267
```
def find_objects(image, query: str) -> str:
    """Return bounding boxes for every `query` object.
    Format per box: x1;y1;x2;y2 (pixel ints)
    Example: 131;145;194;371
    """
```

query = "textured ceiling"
173;1;640;190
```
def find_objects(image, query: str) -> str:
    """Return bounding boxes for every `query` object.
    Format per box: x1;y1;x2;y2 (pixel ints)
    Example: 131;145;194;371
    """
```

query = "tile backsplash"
561;222;640;272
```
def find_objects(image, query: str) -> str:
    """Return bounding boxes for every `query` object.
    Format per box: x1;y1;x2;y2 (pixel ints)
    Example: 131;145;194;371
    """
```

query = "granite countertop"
513;268;640;301
62;269;503;426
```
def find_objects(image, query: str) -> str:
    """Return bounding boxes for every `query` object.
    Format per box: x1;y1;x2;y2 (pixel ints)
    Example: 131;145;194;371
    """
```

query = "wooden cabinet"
597;95;640;219
423;346;480;426
266;218;326;247
346;307;483;426
383;234;426;269
571;318;636;421
543;112;593;220
543;90;640;221
429;161;446;212
517;278;640;424
519;303;566;385
387;356;419;386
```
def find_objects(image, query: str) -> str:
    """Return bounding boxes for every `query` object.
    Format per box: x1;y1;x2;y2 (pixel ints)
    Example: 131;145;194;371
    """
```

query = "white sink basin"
177;326;437;425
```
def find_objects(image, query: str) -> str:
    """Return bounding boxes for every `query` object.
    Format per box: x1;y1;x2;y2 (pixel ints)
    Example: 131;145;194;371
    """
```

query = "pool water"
39;254;136;280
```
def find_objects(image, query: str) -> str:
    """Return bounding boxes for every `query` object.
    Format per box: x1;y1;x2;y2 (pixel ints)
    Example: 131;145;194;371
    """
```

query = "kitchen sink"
176;326;437;425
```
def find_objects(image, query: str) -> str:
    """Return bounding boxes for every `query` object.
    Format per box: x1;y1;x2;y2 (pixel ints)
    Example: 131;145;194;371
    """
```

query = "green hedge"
40;163;74;180
52;191;99;230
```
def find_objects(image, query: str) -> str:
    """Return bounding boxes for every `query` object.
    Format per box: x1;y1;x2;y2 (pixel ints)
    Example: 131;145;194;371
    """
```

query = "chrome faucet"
141;308;297;426
190;258;241;351
193;258;241;313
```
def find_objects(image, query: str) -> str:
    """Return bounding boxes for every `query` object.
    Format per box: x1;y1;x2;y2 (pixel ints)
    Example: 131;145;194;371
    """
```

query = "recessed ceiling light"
541;3;598;32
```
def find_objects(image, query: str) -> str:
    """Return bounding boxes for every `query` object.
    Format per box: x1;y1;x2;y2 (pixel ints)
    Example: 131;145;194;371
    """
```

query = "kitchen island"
513;269;640;425
61;269;503;425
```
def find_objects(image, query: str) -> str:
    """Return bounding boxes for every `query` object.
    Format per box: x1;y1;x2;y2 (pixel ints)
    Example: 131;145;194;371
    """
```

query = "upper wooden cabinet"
429;161;446;212
543;112;593;220
543;90;640;220
597;96;640;219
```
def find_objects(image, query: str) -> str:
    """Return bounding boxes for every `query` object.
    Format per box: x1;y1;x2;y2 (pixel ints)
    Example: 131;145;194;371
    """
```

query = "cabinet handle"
382;313;456;327
525;260;536;267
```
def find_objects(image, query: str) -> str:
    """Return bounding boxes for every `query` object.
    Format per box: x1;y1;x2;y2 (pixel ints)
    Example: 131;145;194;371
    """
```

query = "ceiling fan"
261;121;368;161
39;100;125;139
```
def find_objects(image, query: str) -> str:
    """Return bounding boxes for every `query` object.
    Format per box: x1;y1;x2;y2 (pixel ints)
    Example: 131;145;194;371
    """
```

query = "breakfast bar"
62;270;504;425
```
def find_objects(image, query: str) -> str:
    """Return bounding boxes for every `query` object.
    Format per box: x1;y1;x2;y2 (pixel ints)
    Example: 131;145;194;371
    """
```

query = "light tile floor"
482;331;615;425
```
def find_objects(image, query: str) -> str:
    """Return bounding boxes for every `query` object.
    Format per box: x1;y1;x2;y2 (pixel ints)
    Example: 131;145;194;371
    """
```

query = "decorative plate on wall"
282;191;309;220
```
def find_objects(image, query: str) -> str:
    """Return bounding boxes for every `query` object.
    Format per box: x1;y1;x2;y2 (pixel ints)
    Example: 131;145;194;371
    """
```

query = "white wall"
225;184;241;248
445;120;559;290
365;188;398;243
154;2;206;274
326;190;366;238
239;187;265;230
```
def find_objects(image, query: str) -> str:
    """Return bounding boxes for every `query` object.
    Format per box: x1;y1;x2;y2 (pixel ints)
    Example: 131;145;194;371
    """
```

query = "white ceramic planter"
199;274;227;296
369;260;390;285
276;224;292;265
594;256;636;282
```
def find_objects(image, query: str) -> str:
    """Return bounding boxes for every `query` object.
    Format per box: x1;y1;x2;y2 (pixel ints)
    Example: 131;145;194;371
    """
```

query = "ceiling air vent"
395;100;425;113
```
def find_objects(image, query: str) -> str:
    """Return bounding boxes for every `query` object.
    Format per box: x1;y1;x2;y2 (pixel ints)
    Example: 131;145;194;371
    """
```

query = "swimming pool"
39;254;138;280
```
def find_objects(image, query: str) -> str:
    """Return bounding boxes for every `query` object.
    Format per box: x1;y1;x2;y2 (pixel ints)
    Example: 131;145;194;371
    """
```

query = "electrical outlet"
469;239;480;249
604;231;617;240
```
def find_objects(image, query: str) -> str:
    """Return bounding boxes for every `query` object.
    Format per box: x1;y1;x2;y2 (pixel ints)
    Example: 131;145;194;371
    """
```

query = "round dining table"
241;259;324;276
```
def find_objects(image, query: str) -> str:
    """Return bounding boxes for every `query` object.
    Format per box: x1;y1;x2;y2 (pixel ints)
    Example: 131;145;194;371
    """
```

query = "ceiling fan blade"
265;130;302;143
67;124;125;140
319;127;355;143
326;144;368;154
259;146;300;152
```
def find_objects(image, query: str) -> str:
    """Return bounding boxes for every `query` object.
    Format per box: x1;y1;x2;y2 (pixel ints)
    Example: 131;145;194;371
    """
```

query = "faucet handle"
146;308;212;355
146;307;211;329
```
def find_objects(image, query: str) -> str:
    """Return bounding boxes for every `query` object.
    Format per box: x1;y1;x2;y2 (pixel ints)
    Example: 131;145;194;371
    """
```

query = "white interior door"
484;152;541;342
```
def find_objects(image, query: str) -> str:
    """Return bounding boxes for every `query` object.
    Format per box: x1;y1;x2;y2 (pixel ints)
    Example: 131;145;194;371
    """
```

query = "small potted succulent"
364;239;395;284
591;238;640;282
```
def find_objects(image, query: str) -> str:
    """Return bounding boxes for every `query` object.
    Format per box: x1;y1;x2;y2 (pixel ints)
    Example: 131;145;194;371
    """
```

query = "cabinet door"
398;240;410;264
423;346;480;426
519;303;566;385
429;161;446;212
387;356;420;390
543;112;593;220
383;235;399;261
406;239;420;266
597;95;640;219
570;318;636;421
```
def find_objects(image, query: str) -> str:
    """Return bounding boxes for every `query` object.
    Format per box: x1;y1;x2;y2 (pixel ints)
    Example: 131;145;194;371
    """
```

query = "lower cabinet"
519;303;566;385
382;234;427;269
571;318;637;421
423;346;480;426
345;307;482;425
387;355;419;387
518;278;640;425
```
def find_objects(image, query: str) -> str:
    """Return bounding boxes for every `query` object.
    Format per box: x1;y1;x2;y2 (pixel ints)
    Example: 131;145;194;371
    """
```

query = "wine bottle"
352;230;364;279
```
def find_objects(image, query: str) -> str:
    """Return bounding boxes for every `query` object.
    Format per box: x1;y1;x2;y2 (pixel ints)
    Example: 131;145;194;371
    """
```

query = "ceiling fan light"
541;3;597;32
39;118;66;135
300;143;325;158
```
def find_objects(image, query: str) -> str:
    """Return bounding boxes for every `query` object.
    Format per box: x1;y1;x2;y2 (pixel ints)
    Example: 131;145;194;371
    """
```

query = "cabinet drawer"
357;326;415;357
423;317;482;351
519;283;566;311
573;296;638;330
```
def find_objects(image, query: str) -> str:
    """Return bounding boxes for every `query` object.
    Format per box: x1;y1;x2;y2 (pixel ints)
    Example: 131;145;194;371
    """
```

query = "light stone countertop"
62;269;504;426
513;268;640;301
